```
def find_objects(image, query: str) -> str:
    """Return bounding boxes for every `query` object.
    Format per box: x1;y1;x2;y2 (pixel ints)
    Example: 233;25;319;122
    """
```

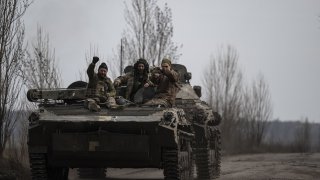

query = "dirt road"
220;153;320;180
69;153;320;180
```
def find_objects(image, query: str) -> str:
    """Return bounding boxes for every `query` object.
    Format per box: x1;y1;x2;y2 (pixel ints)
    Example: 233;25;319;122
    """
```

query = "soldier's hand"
114;81;120;88
144;83;149;88
162;68;170;75
92;56;99;64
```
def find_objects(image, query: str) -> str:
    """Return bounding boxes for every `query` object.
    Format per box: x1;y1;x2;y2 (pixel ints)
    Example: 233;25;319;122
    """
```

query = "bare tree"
293;118;311;153
22;26;61;89
153;3;181;65
7;108;29;164
17;26;61;163
202;45;244;150
113;0;181;75
0;0;30;157
242;74;273;149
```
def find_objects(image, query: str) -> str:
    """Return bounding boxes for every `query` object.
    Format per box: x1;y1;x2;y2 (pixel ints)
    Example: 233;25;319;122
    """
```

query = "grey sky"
23;0;320;122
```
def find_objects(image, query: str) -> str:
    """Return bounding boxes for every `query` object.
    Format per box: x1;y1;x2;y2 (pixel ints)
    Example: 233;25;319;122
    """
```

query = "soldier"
143;58;179;107
113;58;153;102
85;56;117;111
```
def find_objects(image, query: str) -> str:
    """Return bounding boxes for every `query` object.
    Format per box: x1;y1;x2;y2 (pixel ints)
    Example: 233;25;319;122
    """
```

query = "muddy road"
68;153;320;180
219;153;320;180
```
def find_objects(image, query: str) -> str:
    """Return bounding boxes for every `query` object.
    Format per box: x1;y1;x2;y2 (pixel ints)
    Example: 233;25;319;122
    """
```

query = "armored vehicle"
27;63;221;180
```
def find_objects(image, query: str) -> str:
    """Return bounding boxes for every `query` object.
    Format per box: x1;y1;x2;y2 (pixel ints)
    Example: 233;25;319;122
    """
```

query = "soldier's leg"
84;98;101;112
143;98;169;107
106;96;118;109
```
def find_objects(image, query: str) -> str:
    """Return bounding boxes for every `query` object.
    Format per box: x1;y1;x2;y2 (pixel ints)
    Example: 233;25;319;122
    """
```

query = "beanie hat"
99;62;108;70
161;58;171;65
134;58;149;73
137;58;148;65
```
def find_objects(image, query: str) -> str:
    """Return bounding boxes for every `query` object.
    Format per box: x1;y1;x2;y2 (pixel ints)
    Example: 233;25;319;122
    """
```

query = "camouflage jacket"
86;63;116;98
150;68;179;106
114;72;154;101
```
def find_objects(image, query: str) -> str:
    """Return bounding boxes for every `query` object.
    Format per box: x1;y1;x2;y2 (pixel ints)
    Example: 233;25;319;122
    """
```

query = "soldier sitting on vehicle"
113;58;154;103
85;56;117;111
123;65;133;74
143;58;179;107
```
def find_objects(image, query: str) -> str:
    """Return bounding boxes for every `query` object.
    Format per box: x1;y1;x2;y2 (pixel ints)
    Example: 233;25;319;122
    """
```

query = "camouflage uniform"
114;59;153;102
86;62;116;110
144;66;179;107
114;72;153;101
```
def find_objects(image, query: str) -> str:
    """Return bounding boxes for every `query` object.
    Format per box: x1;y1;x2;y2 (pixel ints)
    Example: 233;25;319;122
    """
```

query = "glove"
92;56;99;64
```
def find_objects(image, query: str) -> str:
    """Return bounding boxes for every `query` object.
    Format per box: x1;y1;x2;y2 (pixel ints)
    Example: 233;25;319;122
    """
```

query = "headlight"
28;112;39;125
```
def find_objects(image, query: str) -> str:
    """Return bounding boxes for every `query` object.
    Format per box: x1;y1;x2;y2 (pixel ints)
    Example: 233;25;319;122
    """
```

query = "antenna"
120;38;123;75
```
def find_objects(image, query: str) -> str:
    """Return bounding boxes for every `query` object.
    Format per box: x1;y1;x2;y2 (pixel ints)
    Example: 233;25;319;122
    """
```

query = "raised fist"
92;56;99;64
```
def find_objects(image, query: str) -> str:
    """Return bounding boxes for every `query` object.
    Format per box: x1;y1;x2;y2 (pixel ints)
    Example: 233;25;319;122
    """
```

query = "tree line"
0;0;318;176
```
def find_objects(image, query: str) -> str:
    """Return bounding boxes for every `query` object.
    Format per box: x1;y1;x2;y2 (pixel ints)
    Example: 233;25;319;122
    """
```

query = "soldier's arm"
87;63;95;79
107;78;116;97
163;69;178;83
114;73;130;86
149;67;161;85
113;75;122;84
146;80;155;87
146;73;156;87
113;77;121;85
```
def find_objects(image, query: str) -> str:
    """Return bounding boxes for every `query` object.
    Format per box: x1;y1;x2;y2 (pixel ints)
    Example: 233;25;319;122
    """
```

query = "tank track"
163;135;194;180
29;153;69;180
29;153;48;180
195;129;221;179
210;129;221;178
163;148;179;179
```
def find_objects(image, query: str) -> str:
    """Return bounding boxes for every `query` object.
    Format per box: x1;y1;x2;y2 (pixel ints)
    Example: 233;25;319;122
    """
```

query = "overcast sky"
23;0;320;122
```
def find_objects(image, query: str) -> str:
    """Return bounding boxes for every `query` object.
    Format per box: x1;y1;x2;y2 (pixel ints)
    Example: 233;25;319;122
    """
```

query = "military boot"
107;102;119;109
106;97;121;109
89;101;101;112
85;99;101;112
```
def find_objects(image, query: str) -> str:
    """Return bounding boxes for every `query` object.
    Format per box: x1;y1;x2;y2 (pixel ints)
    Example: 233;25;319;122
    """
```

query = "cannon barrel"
27;88;87;102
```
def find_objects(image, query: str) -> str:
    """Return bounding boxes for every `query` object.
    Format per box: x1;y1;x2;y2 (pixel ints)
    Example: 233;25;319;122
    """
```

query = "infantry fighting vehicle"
27;64;221;180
